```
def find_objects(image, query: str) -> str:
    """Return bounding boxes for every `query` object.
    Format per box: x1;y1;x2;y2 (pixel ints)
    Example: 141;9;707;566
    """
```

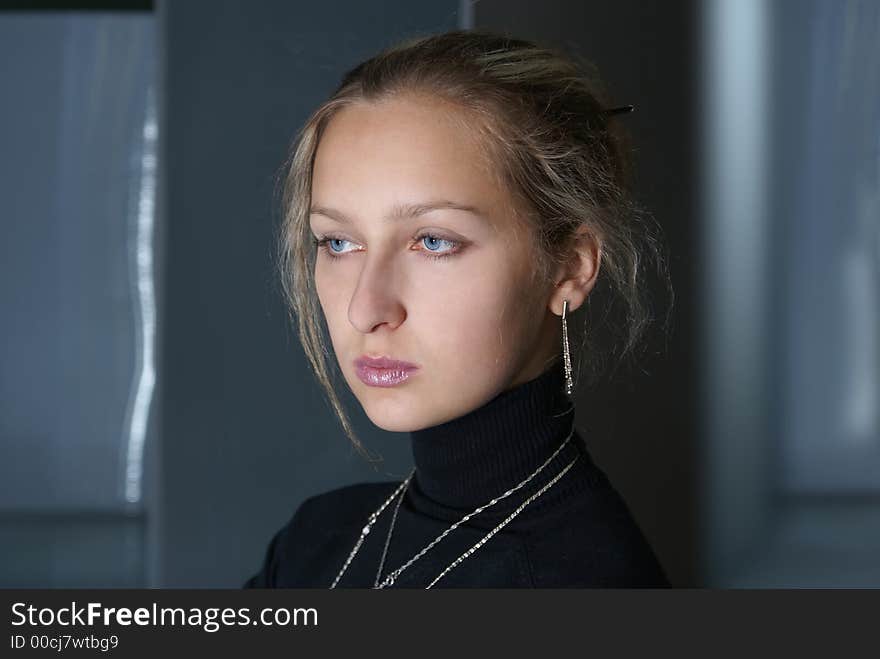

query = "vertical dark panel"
0;12;155;587
159;0;462;587
473;0;700;586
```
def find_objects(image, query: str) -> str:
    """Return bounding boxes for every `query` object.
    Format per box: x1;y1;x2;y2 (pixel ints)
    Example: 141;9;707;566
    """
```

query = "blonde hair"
276;30;673;459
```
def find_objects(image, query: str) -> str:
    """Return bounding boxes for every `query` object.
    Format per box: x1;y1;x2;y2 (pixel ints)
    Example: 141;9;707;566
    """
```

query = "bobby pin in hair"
603;104;635;116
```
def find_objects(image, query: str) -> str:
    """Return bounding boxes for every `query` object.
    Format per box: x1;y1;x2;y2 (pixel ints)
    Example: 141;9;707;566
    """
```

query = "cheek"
313;262;352;337
410;255;535;370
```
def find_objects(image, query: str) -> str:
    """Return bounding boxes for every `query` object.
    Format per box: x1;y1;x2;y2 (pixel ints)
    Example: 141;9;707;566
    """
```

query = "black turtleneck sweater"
243;360;670;588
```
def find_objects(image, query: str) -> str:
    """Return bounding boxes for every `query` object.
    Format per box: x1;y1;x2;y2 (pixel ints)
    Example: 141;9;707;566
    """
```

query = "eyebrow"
309;200;488;225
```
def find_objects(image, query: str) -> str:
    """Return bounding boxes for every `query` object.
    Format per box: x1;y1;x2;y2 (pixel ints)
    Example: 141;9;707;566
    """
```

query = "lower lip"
355;364;417;387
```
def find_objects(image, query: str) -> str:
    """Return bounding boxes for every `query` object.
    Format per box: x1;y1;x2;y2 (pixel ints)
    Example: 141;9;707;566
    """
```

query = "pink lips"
354;355;419;388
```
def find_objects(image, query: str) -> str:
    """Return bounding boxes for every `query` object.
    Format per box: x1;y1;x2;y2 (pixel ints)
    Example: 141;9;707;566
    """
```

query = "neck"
407;359;589;525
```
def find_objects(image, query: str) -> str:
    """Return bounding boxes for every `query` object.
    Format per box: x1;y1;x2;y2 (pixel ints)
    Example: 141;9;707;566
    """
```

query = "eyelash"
312;233;461;262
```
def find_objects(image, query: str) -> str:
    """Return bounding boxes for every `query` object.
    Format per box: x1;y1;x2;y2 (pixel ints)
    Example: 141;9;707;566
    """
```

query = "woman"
244;29;672;588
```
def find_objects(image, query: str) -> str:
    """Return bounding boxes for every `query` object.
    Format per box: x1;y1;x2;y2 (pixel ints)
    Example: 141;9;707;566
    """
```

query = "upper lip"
355;355;419;370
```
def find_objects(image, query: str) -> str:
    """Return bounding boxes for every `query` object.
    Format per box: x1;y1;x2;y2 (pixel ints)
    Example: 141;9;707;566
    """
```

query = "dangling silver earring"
561;299;573;395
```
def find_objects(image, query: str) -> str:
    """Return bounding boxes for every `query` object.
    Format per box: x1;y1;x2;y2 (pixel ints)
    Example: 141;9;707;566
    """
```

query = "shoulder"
523;475;670;587
243;481;401;588
272;480;407;556
291;481;401;529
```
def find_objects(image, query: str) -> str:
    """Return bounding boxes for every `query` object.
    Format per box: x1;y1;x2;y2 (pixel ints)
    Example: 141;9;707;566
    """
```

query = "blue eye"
314;236;355;258
313;236;351;258
328;238;349;253
421;235;455;253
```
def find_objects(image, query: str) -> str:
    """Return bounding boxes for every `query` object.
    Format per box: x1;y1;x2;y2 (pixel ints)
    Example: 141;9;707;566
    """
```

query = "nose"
347;253;406;334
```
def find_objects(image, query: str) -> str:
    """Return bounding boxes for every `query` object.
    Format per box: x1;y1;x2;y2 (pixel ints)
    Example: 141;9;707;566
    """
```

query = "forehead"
310;94;514;225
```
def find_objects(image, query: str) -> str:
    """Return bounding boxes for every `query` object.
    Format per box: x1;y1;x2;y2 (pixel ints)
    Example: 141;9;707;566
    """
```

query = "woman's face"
309;93;560;432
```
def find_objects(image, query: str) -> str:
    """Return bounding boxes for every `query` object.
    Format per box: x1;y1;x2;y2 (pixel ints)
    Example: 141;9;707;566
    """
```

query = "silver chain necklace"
330;424;578;589
386;452;578;589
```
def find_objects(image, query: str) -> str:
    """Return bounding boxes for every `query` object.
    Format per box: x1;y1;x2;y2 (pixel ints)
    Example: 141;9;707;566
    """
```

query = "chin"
359;387;453;432
368;416;417;433
362;403;421;433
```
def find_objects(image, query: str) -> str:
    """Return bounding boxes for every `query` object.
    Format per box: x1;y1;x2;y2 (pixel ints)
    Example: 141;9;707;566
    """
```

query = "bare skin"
309;92;599;432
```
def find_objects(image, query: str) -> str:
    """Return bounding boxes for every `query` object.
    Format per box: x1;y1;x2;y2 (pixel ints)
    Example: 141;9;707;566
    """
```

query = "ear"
548;225;601;316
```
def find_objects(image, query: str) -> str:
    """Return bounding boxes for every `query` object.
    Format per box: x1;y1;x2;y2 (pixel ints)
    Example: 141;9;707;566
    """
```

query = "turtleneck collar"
407;358;592;525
